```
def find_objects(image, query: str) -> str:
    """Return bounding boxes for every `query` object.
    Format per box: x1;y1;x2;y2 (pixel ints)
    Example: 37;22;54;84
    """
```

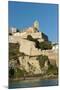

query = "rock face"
19;39;35;55
20;32;48;41
18;56;49;74
9;33;58;66
10;32;48;41
9;32;58;75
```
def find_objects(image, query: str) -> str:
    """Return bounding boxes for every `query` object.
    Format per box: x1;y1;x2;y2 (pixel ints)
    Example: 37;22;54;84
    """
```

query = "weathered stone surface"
9;36;17;43
19;56;29;72
19;56;42;74
19;39;35;55
21;32;45;39
38;38;44;43
28;59;41;74
18;55;49;74
9;35;58;67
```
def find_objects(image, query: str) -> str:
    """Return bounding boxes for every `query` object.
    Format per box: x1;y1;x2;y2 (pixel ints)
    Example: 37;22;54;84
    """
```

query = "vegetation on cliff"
9;67;27;78
9;43;27;78
37;55;58;75
37;55;49;68
9;41;58;79
9;43;20;60
27;35;52;50
47;64;58;75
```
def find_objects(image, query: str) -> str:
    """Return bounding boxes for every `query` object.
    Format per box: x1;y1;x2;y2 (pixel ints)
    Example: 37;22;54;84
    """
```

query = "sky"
8;1;58;43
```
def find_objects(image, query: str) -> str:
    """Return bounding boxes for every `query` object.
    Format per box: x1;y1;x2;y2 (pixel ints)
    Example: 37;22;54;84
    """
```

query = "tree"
35;41;52;50
9;33;12;35
37;55;49;68
16;29;20;32
9;67;15;78
27;35;35;41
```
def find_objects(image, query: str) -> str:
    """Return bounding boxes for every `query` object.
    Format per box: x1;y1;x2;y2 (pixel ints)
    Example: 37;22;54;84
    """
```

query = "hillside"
9;32;58;79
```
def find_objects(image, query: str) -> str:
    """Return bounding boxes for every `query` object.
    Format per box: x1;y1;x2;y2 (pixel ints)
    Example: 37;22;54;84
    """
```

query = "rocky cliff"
9;32;58;78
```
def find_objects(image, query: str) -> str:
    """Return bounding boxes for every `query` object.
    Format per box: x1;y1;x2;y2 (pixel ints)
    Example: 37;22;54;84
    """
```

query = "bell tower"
33;20;39;32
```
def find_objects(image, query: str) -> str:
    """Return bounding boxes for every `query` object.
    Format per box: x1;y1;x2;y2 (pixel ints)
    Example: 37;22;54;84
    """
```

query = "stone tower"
33;20;39;32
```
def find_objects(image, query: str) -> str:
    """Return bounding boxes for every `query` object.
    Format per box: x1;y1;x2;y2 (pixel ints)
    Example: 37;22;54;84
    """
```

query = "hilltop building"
33;20;39;32
9;20;39;34
52;43;58;51
9;27;16;34
9;20;48;43
9;20;58;75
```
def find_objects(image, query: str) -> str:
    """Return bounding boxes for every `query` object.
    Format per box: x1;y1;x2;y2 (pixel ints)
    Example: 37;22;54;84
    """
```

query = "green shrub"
36;41;52;50
9;43;20;60
9;33;12;35
37;55;49;68
9;43;28;78
9;68;26;78
35;40;40;49
15;68;24;77
27;35;52;50
27;35;35;41
9;67;15;78
16;29;20;32
47;64;58;75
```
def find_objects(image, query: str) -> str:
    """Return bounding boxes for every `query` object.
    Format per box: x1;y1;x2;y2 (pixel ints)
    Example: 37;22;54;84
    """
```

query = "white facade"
52;44;58;50
13;32;27;36
52;44;58;53
9;27;16;33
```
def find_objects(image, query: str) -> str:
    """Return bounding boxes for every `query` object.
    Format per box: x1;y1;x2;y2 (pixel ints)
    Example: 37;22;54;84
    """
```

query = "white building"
52;43;58;52
9;27;16;33
13;32;27;36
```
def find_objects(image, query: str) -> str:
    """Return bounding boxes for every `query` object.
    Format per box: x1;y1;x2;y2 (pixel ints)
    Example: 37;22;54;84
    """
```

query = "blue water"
9;79;58;89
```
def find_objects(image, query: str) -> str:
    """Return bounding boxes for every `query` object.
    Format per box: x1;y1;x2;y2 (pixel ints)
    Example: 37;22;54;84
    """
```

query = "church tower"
33;20;39;32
